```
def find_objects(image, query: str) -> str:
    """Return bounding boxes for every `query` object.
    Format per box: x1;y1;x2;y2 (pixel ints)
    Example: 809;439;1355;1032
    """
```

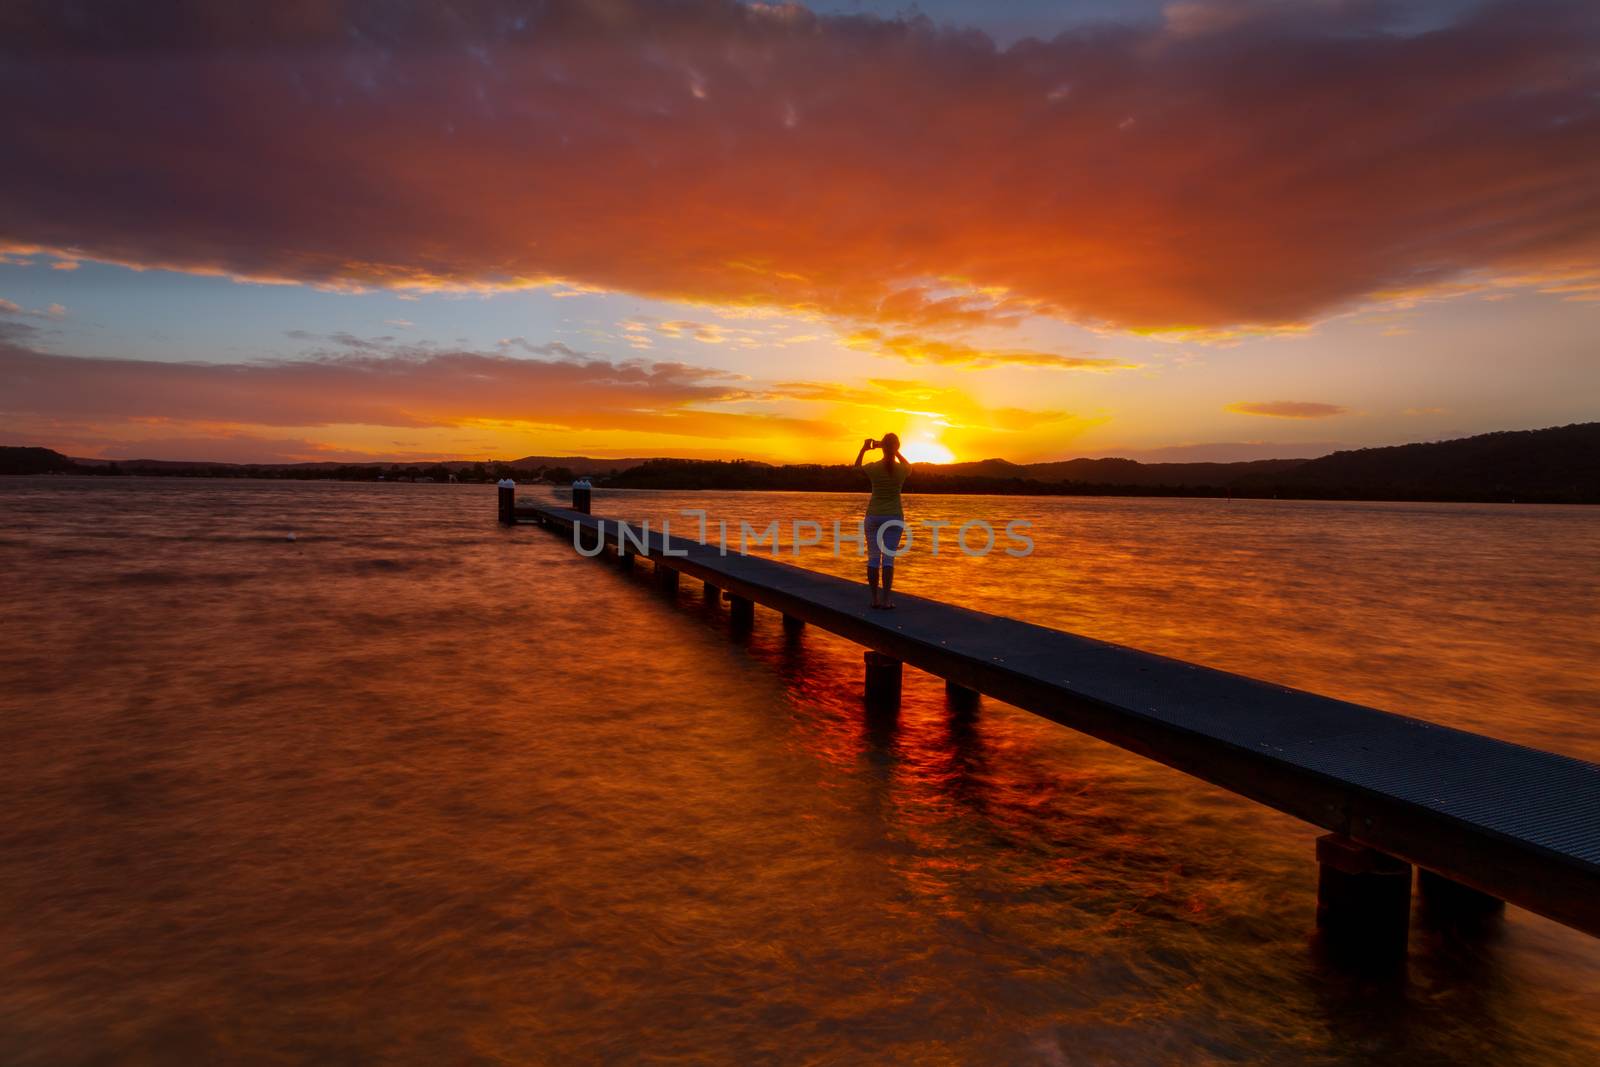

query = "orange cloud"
1226;400;1348;419
0;298;63;320
0;338;790;437
844;328;1137;370
92;429;428;465
2;1;1597;333
657;320;727;343
1;330;1087;461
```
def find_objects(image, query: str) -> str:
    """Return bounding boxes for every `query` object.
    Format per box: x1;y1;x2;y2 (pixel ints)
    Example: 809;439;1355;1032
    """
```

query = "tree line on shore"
0;449;575;485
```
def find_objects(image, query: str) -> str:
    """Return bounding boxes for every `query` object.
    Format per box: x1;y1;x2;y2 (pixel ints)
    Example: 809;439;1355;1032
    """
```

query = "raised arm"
854;438;874;467
894;450;911;469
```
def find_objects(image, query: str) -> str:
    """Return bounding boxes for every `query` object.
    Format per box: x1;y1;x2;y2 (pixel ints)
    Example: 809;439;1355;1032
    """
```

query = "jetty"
498;485;1600;959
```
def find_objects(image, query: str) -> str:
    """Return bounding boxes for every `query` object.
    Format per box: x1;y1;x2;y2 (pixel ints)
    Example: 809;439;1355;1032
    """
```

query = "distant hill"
940;456;1307;488
0;446;78;475
1234;422;1600;501
596;459;863;493
509;455;689;477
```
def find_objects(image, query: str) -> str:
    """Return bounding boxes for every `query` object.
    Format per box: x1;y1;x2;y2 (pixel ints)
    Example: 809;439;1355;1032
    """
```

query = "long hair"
880;432;900;471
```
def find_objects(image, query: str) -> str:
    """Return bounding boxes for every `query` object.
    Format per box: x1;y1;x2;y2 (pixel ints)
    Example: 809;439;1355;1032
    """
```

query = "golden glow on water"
0;479;1597;1063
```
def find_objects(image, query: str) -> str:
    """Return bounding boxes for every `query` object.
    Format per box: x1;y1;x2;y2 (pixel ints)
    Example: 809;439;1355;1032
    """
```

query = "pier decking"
511;496;1600;952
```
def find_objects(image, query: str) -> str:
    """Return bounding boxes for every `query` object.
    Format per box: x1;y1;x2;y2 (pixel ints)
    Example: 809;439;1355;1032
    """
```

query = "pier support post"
572;481;592;514
945;679;980;713
656;564;680;594
729;595;754;631
864;651;902;706
496;479;516;525
1315;834;1411;960
703;581;720;606
1418;869;1504;924
783;614;805;637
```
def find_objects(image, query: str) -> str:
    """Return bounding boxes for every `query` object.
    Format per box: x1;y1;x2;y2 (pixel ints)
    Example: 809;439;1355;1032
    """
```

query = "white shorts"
864;515;905;568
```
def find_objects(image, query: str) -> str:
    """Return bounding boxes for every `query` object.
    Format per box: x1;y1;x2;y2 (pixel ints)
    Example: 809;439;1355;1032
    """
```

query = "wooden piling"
729;594;754;630
783;613;805;636
945;679;980;712
656;563;680;594
864;651;902;705
702;580;720;605
1315;834;1411;960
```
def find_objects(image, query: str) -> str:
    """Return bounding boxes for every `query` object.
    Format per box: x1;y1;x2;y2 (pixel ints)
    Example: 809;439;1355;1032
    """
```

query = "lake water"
1;477;1596;1064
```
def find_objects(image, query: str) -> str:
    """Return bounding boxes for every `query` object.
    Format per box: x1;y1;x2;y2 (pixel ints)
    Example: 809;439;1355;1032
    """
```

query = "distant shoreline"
3;420;1597;505
4;472;1593;508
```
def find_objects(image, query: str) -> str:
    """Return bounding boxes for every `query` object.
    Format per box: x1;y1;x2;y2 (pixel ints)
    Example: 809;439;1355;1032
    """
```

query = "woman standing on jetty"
854;433;910;609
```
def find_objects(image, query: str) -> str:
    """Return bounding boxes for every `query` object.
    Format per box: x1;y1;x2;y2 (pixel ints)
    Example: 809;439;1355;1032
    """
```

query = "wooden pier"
506;494;1600;958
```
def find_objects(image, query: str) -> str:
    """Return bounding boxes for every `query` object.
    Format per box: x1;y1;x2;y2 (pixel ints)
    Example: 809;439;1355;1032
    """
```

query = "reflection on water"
0;477;1596;1064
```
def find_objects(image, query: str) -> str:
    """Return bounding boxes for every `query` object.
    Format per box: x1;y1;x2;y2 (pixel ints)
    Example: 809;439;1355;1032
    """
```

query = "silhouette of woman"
854;433;910;608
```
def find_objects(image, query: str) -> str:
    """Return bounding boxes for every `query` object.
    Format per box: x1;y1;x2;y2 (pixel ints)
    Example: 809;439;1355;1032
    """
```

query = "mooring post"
496;478;516;525
864;651;903;705
782;613;805;636
729;595;754;631
572;478;592;514
1418;869;1504;923
1315;833;1411;959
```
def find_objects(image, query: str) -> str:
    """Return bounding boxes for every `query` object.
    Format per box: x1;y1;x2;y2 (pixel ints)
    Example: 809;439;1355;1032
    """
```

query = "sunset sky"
2;0;1596;465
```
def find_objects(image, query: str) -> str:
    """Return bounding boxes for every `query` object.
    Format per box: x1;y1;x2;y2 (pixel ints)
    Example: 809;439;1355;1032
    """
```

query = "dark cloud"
2;0;1597;332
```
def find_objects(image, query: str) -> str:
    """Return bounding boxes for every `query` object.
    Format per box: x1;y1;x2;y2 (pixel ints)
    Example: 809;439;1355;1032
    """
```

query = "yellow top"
864;459;909;517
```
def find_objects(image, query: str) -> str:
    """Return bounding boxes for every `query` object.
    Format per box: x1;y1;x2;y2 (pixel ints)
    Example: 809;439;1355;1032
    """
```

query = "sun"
900;438;956;464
